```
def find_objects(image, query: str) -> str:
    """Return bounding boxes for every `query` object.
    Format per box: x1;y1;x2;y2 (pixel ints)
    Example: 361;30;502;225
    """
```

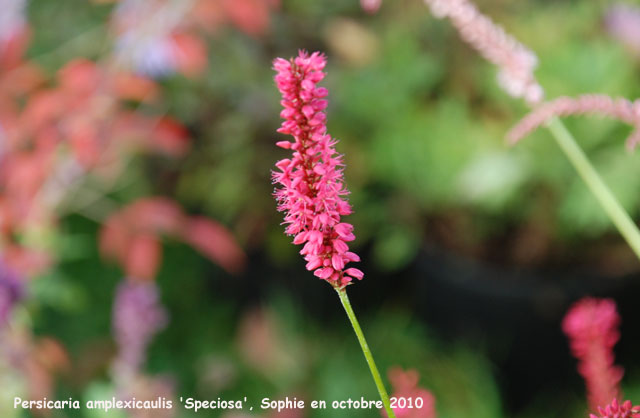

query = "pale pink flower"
361;0;382;15
562;298;624;412
0;0;27;50
590;399;640;418
424;0;543;104
382;367;436;418
272;50;363;288
507;94;640;149
605;4;640;58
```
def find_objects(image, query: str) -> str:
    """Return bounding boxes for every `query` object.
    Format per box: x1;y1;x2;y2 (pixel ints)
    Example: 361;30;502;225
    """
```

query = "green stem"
335;287;396;418
546;117;640;260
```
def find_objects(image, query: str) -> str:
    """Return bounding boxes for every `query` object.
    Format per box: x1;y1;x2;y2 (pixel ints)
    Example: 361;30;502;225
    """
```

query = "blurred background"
2;0;640;417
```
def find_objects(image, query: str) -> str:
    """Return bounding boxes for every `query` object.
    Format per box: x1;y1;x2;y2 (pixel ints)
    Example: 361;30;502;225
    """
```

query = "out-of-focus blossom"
124;374;176;418
27;337;70;401
0;245;51;278
100;198;246;279
0;0;27;50
563;298;623;412
181;216;247;275
507;94;640;150
112;280;168;380
237;308;279;371
236;307;296;377
605;4;640;58
1;328;69;404
0;57;187;267
111;0;279;77
272;51;363;288
382;367;436;418
220;414;257;418
324;18;379;67
266;399;306;418
424;0;543;104
220;0;278;37
0;260;24;325
360;0;382;14
590;399;640;418
197;355;237;393
112;0;207;77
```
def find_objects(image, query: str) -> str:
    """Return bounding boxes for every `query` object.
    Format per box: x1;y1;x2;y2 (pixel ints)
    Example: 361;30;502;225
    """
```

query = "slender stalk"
335;287;396;418
545;117;640;260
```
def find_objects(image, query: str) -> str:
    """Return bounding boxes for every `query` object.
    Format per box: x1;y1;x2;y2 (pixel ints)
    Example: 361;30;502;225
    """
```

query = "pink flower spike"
507;95;640;148
272;51;363;288
562;297;624;412
590;399;640;418
423;0;543;105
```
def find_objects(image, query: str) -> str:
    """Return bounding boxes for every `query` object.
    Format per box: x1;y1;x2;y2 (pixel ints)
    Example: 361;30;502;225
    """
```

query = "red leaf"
173;33;208;77
129;197;186;235
0;28;30;70
21;90;65;131
58;59;102;95
181;216;246;274
222;0;272;37
68;121;101;167
113;73;158;102
150;117;190;156
125;234;161;280
99;214;130;263
3;245;52;277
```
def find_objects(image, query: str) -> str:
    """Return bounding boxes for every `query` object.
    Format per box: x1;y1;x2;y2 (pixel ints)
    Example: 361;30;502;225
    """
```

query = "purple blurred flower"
115;33;178;77
0;260;25;325
112;280;168;378
111;0;192;77
605;3;640;58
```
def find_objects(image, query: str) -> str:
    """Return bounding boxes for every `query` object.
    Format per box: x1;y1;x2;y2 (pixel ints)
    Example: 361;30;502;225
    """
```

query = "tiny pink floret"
272;50;362;288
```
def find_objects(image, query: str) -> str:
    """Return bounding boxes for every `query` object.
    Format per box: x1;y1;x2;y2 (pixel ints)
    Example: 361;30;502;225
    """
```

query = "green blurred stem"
336;287;396;418
546;117;640;260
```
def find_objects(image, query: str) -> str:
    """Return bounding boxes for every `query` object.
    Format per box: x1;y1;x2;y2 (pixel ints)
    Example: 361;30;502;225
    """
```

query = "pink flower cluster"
272;51;363;288
562;297;624;412
590;399;640;418
506;94;640;149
